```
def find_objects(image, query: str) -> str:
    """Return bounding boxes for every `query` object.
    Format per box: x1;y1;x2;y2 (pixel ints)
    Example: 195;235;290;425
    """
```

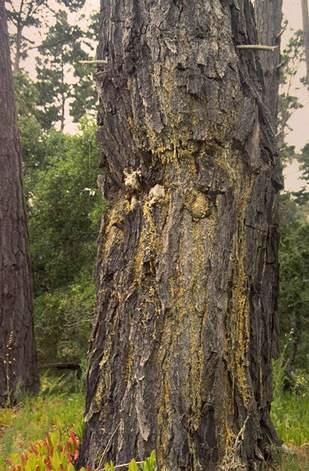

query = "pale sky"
281;0;308;190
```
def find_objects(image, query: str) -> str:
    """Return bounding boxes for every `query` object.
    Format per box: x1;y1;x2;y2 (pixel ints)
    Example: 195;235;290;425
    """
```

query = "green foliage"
278;452;309;471
28;117;102;292
272;388;309;447
14;45;101;366
293;143;309;205
34;276;95;363
103;452;156;471
279;195;309;378
272;359;309;469
14;71;39;118
23;117;102;364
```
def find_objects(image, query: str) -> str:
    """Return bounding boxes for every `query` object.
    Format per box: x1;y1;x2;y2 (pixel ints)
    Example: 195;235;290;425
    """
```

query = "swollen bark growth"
80;1;282;469
0;0;39;406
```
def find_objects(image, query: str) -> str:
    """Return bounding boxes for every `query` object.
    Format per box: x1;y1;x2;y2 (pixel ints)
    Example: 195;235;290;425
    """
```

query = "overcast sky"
281;0;308;190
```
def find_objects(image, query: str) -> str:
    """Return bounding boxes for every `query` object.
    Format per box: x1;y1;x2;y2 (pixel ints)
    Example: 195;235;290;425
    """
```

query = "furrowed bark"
79;1;282;469
0;0;39;406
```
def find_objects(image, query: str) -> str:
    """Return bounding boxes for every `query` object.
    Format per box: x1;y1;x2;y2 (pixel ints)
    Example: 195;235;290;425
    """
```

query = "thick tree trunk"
0;0;39;407
79;1;283;469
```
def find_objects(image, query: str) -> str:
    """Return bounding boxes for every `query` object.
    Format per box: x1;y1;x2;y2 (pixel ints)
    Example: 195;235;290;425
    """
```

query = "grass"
272;392;309;446
271;390;309;470
0;388;84;469
279;451;309;471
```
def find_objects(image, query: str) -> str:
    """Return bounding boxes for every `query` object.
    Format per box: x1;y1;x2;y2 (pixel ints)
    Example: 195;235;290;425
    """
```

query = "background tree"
255;0;283;128
36;10;84;130
6;0;86;72
0;0;39;406
301;0;309;84
79;0;283;469
36;9;97;130
7;1;100;370
70;12;99;123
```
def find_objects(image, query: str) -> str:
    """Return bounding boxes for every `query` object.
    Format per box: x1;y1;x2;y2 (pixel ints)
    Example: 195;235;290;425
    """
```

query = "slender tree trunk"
0;0;39;407
13;0;25;72
14;23;23;73
79;1;282;469
60;53;65;131
301;0;309;85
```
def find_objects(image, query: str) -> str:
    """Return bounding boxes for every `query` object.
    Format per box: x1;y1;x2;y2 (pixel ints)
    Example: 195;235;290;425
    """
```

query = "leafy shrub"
22;117;103;365
34;275;95;364
6;429;88;471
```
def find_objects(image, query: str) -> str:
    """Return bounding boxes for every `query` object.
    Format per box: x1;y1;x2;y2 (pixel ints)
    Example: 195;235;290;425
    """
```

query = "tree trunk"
0;0;39;407
301;0;309;85
79;0;283;469
254;0;283;128
14;23;23;73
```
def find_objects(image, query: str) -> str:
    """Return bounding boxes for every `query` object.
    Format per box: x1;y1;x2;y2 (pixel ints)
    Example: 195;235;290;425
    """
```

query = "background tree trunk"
0;0;39;407
254;0;283;126
301;0;309;85
79;0;283;469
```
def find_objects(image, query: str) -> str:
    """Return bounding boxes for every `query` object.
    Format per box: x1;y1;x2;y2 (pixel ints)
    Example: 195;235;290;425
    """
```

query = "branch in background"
78;59;108;64
236;45;279;51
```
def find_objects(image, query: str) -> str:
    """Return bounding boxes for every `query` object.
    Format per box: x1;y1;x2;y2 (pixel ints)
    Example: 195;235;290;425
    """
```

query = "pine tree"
0;0;39;407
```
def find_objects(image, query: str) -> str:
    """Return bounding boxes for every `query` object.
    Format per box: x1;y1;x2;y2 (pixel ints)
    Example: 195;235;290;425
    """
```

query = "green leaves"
292;143;309;205
19;116;102;364
103;452;156;471
104;463;115;471
142;451;156;471
279;195;309;378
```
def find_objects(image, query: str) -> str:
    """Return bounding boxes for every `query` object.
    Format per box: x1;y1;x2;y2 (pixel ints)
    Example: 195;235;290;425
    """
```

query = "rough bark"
0;0;39;407
79;0;283;469
301;0;309;85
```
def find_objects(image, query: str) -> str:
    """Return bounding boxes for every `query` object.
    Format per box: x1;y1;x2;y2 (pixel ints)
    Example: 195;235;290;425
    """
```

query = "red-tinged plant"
6;429;89;471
